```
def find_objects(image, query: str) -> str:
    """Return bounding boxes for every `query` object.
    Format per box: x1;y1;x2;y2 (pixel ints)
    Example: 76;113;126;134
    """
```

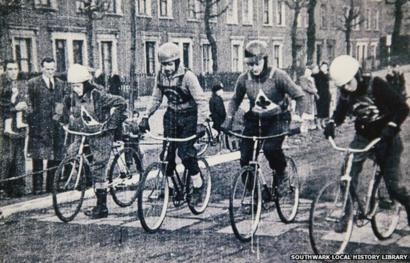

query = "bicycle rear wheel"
194;129;210;156
188;158;212;215
229;166;262;242
371;175;401;240
309;181;353;254
108;147;142;207
137;162;169;233
275;156;300;223
52;156;87;222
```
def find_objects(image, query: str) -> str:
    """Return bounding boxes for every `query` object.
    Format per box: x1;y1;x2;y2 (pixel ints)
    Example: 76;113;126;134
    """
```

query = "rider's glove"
138;117;150;132
375;123;399;163
196;124;207;137
324;121;335;139
220;116;233;132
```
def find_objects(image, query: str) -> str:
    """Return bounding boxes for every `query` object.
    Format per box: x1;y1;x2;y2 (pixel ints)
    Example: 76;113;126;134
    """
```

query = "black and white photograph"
0;0;410;262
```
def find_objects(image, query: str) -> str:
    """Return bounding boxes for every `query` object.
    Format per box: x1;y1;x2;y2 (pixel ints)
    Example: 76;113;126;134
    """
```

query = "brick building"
0;0;397;86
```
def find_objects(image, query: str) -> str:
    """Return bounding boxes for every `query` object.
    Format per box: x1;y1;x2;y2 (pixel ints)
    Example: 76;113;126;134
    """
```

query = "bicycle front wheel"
309;181;353;254
52;155;87;222
137;162;169;233
108;147;142;207
188;158;212;215
229;166;262;242
371;176;401;240
275;156;300;223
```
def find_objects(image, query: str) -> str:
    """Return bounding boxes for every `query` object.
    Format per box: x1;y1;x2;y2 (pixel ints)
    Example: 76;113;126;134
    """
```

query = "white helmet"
329;55;360;87
67;64;92;83
158;42;180;63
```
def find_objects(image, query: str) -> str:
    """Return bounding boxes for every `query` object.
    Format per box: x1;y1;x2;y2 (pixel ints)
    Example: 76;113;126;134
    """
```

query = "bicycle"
137;130;212;233
309;137;401;255
52;126;143;222
194;119;241;156
225;128;300;242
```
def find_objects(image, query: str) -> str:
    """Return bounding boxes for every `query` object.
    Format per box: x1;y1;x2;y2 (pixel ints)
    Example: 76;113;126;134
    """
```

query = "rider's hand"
324;121;335;139
375;124;398;163
220;116;233;132
196;124;207;137
138;117;150;132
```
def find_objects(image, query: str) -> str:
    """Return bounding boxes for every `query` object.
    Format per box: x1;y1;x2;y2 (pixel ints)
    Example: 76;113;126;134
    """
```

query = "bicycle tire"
137;162;169;233
108;147;143;207
188;158;212;215
309;181;354;255
275;156;300;223
371;174;401;240
52;155;87;223
195;129;210;156
229;166;262;242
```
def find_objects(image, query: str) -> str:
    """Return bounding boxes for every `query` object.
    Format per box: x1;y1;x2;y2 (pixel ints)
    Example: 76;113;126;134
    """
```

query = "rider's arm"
373;77;409;129
145;78;163;118
184;71;209;124
278;70;306;116
98;91;127;129
331;91;351;126
227;74;247;119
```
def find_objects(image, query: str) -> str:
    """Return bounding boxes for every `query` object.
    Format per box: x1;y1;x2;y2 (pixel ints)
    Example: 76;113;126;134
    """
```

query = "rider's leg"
378;135;410;226
85;133;114;219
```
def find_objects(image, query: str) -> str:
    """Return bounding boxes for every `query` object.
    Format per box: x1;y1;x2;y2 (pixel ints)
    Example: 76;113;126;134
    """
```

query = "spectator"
108;74;122;96
0;60;28;198
386;64;407;101
313;62;331;129
299;65;319;130
209;80;226;134
26;57;66;195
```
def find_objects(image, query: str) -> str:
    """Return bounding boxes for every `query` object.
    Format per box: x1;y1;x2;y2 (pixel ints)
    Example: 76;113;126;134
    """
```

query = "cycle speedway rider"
324;55;410;231
138;42;210;201
58;64;127;219
221;40;306;200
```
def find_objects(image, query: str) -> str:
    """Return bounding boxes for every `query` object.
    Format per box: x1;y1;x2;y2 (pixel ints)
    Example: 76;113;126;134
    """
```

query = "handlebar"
224;127;300;140
328;137;381;153
62;125;105;136
144;130;198;142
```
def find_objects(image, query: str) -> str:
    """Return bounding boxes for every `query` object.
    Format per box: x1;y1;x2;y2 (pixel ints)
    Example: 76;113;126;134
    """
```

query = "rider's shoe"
190;186;203;205
334;213;351;233
85;189;108;219
261;185;272;202
276;171;290;197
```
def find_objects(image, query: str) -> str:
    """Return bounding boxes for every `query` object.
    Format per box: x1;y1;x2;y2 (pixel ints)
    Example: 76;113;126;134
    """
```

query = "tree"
129;0;137;109
306;0;317;65
385;0;409;56
196;0;231;72
78;0;111;68
284;0;309;78
334;0;364;55
0;0;23;62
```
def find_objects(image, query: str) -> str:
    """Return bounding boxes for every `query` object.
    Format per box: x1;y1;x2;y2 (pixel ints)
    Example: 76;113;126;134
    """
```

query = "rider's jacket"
145;65;208;123
332;76;409;139
227;67;305;121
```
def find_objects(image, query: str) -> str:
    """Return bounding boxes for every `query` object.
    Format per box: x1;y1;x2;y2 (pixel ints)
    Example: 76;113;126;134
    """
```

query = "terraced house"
0;0;397;87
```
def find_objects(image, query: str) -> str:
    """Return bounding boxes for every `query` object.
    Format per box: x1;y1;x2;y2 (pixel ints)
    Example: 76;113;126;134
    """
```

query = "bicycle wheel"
309;181;354;254
108;147;142;207
225;132;240;152
188;158;212;215
275;156;300;223
229;166;262;242
52;155;87;222
137;162;169;233
371;174;401;240
194;129;210;156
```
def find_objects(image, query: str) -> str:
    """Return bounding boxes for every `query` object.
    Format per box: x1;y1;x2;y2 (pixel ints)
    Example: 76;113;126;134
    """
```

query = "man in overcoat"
26;57;66;194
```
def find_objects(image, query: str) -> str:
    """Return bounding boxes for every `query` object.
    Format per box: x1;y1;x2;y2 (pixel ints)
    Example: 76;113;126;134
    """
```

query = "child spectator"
209;80;226;134
299;65;319;130
3;82;28;136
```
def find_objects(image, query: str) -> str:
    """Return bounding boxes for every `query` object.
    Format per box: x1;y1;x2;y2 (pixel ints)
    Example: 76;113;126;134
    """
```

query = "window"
202;44;212;73
101;41;112;74
273;44;282;68
106;0;122;14
297;9;306;28
14;38;33;72
183;43;190;68
73;40;84;65
227;0;238;24
188;0;201;20
242;0;253;25
263;0;273;25
159;0;172;18
231;39;243;72
276;1;286;26
327;43;335;62
171;39;193;69
353;7;360;31
34;0;57;9
55;40;67;73
145;41;156;75
320;4;327;29
373;9;379;30
209;3;217;22
137;0;152;16
365;8;371;30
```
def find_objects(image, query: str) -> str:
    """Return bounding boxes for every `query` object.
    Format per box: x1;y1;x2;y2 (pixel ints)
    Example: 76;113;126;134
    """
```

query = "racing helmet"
329;55;360;87
245;40;268;63
67;64;92;83
158;42;181;63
